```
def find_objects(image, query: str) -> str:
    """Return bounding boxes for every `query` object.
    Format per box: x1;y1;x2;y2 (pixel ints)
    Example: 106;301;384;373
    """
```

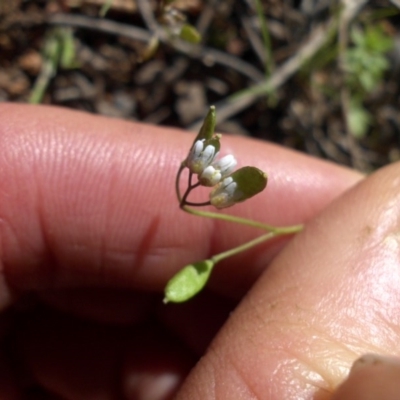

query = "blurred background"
1;0;400;172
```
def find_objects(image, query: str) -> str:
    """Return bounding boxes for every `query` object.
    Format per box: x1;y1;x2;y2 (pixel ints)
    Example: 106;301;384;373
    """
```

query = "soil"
1;0;400;172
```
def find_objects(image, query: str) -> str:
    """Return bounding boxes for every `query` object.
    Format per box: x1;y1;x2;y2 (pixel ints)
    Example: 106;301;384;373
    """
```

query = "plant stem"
254;0;274;78
175;163;185;203
212;231;275;264
182;205;303;234
177;166;213;208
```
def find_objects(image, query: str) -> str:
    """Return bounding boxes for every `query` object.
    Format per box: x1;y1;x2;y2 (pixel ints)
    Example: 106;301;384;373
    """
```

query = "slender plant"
164;106;304;303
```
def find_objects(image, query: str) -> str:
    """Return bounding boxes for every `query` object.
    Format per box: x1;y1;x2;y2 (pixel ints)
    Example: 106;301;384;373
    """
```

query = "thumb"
175;161;400;399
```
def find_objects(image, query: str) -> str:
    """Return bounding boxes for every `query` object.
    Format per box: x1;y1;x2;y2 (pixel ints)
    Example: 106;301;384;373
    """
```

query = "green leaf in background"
179;24;201;44
139;35;160;63
29;27;78;104
348;100;371;138
59;28;79;69
346;23;393;95
99;0;114;17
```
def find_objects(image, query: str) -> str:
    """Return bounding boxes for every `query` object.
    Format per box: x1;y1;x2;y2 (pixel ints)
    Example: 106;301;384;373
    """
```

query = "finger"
38;288;157;325
16;307;193;400
0;104;361;308
332;354;400;400
174;161;400;399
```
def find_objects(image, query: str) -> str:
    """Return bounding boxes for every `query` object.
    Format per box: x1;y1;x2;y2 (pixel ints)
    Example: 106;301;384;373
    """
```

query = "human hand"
0;103;398;399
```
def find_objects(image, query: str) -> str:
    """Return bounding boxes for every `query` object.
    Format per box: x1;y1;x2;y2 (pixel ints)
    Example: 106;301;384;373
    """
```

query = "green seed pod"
164;260;214;303
231;166;268;200
210;166;268;209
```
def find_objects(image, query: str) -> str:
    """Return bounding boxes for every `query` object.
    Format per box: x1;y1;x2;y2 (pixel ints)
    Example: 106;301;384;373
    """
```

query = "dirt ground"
1;0;400;172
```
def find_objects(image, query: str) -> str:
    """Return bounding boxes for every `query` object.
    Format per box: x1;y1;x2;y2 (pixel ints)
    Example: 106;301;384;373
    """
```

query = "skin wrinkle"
226;357;260;400
289;324;357;388
35;173;59;292
35;131;78;291
129;216;161;277
0;226;13;309
95;143;168;285
202;341;260;400
0;132;56;292
267;321;344;391
98;143;122;287
199;305;269;399
40;134;110;288
40;128;185;289
227;287;359;395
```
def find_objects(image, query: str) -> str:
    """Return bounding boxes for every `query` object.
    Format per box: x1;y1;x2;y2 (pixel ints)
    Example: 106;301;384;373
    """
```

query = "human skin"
0;103;399;399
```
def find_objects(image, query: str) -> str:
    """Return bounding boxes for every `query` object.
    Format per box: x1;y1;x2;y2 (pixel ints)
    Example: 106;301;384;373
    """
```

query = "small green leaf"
348;101;371;139
195;106;216;142
179;24;201;44
60;28;78;69
164;260;214;303
99;0;114;17
205;135;221;154
139;36;159;63
231;166;268;201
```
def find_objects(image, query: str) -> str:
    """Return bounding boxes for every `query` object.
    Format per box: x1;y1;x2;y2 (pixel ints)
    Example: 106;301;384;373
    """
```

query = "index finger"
0;103;362;307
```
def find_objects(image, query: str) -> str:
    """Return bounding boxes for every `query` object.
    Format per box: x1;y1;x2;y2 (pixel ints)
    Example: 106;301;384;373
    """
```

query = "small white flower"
199;165;221;187
213;155;237;177
209;176;243;209
185;139;218;174
199;154;237;187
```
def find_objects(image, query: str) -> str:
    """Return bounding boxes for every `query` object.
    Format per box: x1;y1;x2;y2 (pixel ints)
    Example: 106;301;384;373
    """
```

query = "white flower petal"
209;177;239;208
199;165;222;186
185;140;218;174
212;155;237;177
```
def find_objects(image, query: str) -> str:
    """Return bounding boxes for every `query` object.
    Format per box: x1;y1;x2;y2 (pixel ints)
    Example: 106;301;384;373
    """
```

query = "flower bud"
199;154;237;187
185;136;220;174
209;176;240;208
196;106;216;142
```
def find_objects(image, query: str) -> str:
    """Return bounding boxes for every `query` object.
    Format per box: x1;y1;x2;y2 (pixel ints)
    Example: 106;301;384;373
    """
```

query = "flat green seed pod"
164;260;214;303
230;166;268;202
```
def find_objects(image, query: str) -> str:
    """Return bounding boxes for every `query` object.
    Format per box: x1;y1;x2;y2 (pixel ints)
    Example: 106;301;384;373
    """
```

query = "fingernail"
350;353;400;375
331;353;400;400
124;372;181;400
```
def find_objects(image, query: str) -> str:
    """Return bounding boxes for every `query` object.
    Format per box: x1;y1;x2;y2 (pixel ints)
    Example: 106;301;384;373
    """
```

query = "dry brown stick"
49;13;151;41
189;18;337;131
241;15;267;66
48;13;264;82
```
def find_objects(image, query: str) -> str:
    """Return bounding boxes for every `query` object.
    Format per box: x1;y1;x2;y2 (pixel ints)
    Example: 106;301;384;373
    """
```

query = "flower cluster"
186;138;237;186
179;106;267;209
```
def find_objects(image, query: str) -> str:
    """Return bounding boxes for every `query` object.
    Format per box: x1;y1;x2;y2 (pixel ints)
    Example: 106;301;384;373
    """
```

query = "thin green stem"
182;205;303;234
212;231;275;264
177;167;213;208
180;180;201;208
184;200;212;207
254;0;274;78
